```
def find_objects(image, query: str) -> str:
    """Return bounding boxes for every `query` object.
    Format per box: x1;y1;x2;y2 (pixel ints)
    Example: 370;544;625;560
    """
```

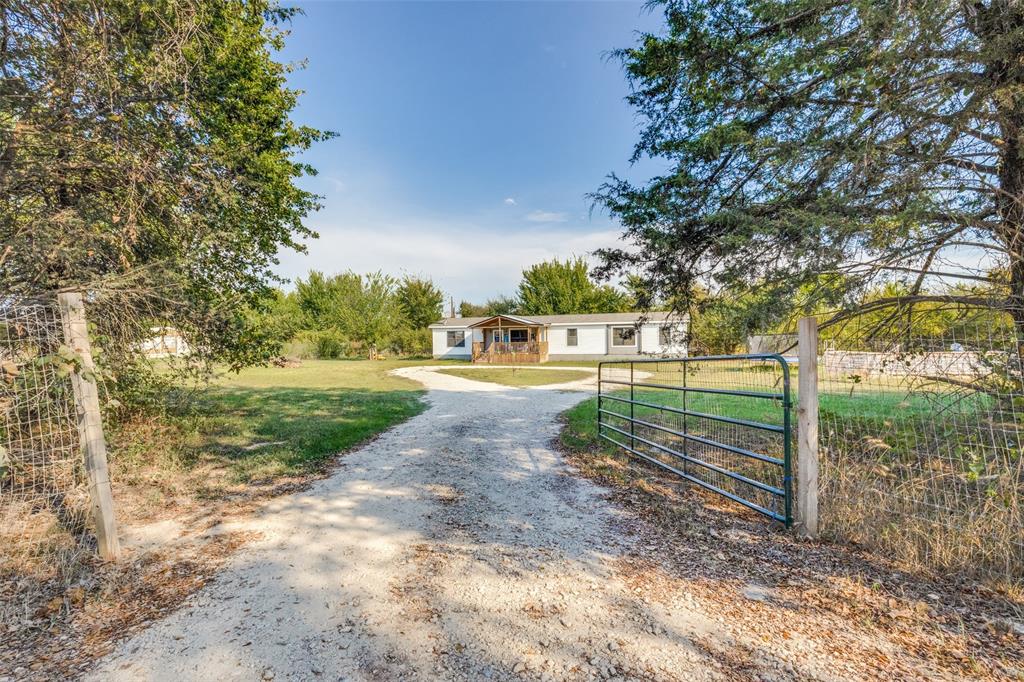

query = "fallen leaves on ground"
0;531;254;681
558;438;1024;681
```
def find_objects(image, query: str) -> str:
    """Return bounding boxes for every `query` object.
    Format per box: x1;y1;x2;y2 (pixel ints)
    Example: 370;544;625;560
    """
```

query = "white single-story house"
429;312;687;363
140;326;191;358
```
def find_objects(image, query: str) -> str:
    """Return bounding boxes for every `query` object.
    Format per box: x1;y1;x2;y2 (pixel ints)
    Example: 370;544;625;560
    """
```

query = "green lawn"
560;395;618;456
202;359;449;482
116;359;466;491
437;367;592;387
542;360;604;368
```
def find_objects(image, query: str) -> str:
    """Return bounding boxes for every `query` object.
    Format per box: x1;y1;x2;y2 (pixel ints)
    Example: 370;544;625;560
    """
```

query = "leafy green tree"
260;290;305;344
397;277;444;329
689;287;781;354
0;1;332;372
458;296;521;317
332;271;401;359
295;271;340;330
623;273;688;312
390;327;433;357
518;258;629;315
596;0;1024;334
458;301;488;318
483;295;520;316
623;274;656;312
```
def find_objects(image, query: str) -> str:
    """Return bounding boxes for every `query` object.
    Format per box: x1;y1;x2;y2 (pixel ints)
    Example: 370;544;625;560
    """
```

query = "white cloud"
275;220;626;302
525;210;569;223
322;176;347;193
503;197;517;205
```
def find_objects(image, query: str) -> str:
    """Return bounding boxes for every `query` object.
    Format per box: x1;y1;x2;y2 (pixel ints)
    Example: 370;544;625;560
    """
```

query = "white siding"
431;318;688;359
640;321;688;356
431;327;477;358
547;325;606;356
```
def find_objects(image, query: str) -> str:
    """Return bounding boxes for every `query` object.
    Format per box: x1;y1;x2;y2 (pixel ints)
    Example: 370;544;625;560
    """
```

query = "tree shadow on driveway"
82;381;1024;681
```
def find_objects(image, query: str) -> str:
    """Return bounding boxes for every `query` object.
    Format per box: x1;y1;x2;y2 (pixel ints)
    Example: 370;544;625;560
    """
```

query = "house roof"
463;314;546;328
428;311;678;328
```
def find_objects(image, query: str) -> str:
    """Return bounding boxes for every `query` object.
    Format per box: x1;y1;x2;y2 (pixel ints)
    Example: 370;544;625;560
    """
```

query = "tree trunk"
978;1;1024;374
997;100;1024;367
997;108;1024;388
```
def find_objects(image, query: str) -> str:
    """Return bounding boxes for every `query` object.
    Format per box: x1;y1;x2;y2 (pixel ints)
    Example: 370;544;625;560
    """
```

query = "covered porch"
468;315;549;363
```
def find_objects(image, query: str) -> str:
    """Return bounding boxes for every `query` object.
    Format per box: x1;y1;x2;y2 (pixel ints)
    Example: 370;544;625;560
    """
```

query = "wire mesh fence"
597;357;792;525
0;299;92;581
599;310;1023;584
813;310;1024;582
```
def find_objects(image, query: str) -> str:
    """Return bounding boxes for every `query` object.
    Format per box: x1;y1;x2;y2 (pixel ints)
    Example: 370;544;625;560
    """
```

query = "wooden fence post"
58;292;121;560
797;316;820;539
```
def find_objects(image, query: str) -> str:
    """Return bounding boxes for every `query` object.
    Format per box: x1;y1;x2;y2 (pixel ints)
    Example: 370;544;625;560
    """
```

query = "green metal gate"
597;354;793;526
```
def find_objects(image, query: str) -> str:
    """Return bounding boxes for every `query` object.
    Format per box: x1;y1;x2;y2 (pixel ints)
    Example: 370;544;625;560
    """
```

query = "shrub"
391;327;432;358
313;329;348;359
285;329;351;359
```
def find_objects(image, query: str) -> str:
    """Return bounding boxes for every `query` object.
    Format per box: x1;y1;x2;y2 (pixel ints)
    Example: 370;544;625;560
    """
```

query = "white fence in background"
822;349;987;378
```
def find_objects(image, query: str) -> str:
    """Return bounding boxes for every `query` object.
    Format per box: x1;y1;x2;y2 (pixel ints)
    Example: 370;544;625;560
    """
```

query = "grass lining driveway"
200;359;459;482
436;367;592;387
112;359;466;508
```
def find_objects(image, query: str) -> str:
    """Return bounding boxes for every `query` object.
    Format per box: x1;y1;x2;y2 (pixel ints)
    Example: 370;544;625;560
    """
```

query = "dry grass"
1;530;253;680
820;439;1024;586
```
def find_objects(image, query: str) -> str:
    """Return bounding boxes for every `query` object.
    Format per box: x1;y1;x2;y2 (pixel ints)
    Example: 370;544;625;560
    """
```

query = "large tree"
396;276;444;329
517;257;630;315
457;296;521;317
331;271;402;359
0;1;331;368
295;271;339;330
596;0;1024;332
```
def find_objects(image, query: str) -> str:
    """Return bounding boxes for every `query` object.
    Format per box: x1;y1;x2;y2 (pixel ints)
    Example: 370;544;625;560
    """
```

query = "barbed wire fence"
0;298;93;587
808;308;1024;583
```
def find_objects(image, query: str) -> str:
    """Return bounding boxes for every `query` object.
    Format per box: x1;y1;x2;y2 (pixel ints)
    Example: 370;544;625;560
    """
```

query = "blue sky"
276;1;666;304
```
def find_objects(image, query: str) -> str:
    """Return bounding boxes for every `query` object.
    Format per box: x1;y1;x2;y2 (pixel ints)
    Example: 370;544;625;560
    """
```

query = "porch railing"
472;341;549;362
487;342;542;354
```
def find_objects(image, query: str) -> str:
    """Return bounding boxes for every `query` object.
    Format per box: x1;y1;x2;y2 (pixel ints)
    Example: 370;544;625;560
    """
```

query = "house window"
446;331;465;348
493;331;500;343
566;328;578;346
660;326;675;345
611;326;636;347
509;329;529;343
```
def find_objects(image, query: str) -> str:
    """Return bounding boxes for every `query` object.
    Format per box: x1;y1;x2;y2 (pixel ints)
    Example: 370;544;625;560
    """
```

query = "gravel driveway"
86;366;730;681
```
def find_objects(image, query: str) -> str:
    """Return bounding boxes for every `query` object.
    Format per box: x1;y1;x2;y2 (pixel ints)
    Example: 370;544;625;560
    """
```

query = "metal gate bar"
598;409;784;465
597;419;785;494
599;393;786;433
597;354;793;526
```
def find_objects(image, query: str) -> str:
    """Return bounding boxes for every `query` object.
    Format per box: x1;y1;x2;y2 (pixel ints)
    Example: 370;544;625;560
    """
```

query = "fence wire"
0;300;92;580
811;309;1024;582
